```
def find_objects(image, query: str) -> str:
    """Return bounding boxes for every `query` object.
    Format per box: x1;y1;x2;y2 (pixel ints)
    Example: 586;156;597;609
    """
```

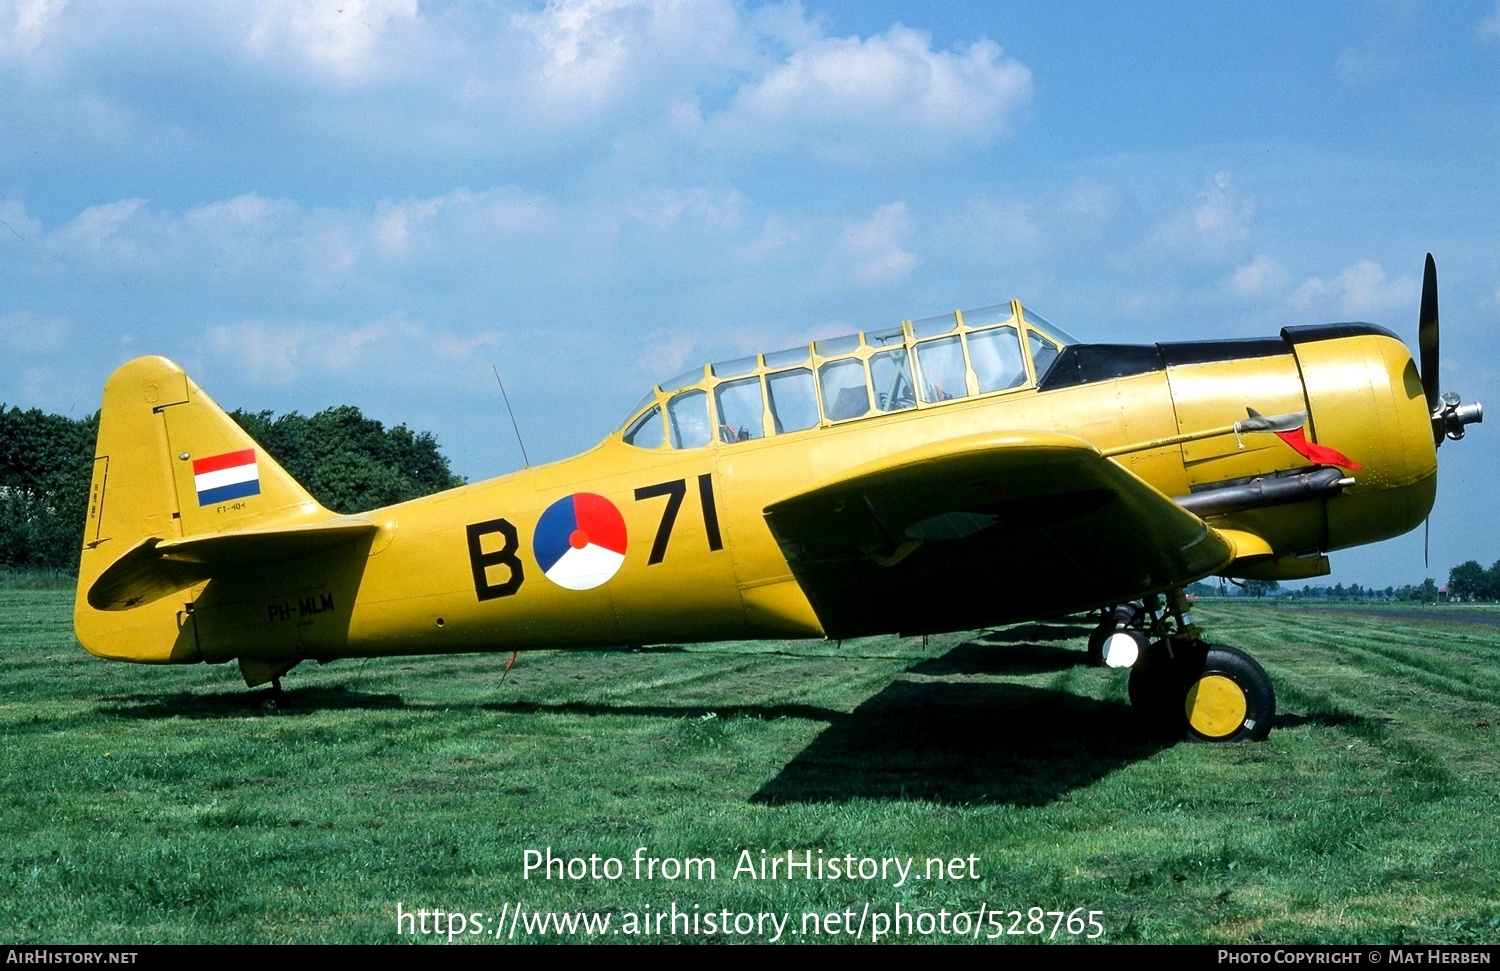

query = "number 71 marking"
634;473;723;565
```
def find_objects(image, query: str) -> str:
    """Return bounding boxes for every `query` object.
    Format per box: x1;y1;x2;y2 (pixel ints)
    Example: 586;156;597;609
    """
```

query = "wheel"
1086;624;1107;666
1128;642;1275;742
1128;639;1192;731
1182;644;1274;742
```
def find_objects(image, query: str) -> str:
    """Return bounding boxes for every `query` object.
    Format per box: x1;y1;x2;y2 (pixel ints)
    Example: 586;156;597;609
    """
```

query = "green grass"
3;583;1498;944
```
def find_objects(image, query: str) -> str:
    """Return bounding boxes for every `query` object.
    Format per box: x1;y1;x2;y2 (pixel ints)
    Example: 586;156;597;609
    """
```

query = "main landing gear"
1088;589;1275;742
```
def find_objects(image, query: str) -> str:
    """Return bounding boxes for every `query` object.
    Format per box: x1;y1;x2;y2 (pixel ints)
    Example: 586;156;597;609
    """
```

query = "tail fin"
75;356;345;662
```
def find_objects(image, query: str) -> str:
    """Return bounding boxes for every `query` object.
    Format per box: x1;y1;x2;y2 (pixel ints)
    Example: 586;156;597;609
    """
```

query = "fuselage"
187;309;1436;667
74;301;1438;675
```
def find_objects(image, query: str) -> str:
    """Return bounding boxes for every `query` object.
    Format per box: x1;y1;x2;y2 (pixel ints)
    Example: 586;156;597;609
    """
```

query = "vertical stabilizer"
75;356;334;662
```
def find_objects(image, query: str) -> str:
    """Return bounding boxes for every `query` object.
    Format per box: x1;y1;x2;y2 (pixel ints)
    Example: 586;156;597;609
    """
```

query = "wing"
763;431;1235;638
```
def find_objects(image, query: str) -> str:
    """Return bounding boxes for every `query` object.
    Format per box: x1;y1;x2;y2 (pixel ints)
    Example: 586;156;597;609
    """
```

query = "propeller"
1419;253;1440;435
1418;253;1482;446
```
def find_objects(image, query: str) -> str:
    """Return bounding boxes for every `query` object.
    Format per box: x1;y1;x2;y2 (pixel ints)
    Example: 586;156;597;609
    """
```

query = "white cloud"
49;198;155;264
372;196;445;257
1480;1;1500;43
0;0;67;61
1150;171;1254;258
1289;259;1416;318
1227;255;1290;298
716;24;1031;161
624;186;745;230
244;0;419;81
512;0;748;118
0;1;1034;182
1335;0;1418;84
201;315;504;389
825;202;920;285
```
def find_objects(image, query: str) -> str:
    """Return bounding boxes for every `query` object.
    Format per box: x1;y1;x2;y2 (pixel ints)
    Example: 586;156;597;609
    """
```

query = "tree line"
0;404;465;573
1443;560;1500;602
1189;577;1447;602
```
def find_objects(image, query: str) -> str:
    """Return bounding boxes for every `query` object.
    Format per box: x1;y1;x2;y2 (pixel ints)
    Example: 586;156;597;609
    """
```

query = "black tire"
1128;642;1274;742
1086;624;1108;666
1128;639;1196;733
1181;644;1275;742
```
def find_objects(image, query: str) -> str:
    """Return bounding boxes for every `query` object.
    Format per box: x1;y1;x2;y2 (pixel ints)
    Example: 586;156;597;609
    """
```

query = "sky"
1;0;1497;588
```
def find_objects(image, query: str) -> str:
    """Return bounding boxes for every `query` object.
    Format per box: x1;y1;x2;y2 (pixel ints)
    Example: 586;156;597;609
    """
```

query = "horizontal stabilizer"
88;518;376;611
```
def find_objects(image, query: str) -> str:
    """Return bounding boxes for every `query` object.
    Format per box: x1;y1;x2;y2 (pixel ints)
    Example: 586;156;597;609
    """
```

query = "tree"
229;407;465;514
0;407;99;571
1241;579;1280;598
1448;560;1486;602
0;403;463;573
1485;561;1500;601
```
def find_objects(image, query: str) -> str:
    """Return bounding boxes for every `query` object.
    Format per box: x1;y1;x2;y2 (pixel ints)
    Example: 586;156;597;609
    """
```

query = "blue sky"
2;0;1497;587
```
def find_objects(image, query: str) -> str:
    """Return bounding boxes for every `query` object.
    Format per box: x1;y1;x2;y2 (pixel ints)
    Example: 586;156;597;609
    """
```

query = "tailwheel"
260;676;289;712
1182;645;1274;742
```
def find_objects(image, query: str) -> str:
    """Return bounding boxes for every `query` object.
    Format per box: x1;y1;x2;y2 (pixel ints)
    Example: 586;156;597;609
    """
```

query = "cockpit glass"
763;346;810;369
626;388;657;421
667;389;711;449
911;312;958;339
818;358;871;421
660;367;705;393
623;405;664;448
715;377;765;443
711;355;758;378
620;299;1079;443
1028;330;1061;379
916;337;970;402
969;326;1027;393
1021;307;1080;347
766;368;818;433
870;348;915;412
961;304;1014;329
813;335;860;357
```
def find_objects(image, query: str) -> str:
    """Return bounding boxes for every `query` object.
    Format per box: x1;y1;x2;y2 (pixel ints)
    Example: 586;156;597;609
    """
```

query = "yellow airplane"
73;256;1480;742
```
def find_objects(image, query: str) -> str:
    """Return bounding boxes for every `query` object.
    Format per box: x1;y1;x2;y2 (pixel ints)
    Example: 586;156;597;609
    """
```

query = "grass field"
3;580;1498;944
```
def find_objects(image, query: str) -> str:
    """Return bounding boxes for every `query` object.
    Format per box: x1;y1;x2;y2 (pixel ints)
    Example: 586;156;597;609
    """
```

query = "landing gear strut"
1113;589;1275;741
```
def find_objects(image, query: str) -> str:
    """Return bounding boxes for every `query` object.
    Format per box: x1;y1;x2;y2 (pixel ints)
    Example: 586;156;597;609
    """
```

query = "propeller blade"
1419;253;1441;441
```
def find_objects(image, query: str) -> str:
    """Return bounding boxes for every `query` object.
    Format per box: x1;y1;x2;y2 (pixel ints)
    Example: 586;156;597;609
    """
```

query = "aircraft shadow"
752;679;1168;807
908;640;1085;676
979;621;1095;643
479;699;847;722
98;684;408;719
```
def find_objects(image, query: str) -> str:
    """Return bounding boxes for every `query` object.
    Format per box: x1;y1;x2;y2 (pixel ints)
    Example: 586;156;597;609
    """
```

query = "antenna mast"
491;364;531;469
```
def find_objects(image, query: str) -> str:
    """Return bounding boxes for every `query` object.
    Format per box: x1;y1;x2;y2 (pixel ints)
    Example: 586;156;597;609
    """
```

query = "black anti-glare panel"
1281;322;1399;344
1036;344;1165;390
1158;338;1287;367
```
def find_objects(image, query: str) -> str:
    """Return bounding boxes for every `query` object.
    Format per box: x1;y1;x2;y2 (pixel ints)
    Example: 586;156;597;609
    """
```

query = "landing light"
1102;631;1143;669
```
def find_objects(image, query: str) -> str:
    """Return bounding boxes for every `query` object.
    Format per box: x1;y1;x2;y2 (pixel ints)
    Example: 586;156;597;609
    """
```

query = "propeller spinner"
1419;254;1482;445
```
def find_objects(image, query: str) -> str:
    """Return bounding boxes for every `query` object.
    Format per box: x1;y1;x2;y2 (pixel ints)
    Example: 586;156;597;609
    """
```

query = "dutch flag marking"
193;449;261;505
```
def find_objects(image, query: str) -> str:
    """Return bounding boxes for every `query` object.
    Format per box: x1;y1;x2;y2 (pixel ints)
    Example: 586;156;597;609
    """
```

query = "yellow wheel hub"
1185;674;1248;739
